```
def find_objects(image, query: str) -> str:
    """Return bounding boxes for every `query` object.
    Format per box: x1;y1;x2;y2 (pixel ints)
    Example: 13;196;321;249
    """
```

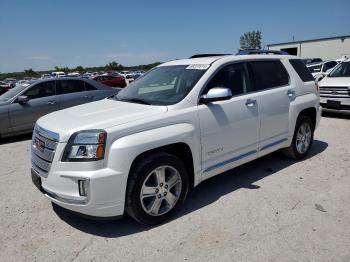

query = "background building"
267;35;350;60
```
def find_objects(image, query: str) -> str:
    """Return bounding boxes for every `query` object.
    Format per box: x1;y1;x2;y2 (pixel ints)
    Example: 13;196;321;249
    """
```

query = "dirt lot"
0;112;349;262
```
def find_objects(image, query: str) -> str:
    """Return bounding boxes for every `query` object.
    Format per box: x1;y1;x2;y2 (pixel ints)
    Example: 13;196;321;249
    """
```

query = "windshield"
328;62;350;77
0;84;27;101
307;64;322;73
116;65;208;105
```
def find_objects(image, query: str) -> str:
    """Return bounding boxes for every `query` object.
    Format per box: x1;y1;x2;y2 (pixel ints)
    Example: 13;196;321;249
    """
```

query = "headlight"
62;130;107;162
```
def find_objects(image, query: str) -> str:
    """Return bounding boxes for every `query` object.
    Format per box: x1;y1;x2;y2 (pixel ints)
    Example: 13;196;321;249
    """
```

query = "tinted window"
328;62;350;77
322;61;338;72
205;63;251;96
23;81;55;99
85;82;97;91
56;80;85;95
249;60;289;91
290;59;314;82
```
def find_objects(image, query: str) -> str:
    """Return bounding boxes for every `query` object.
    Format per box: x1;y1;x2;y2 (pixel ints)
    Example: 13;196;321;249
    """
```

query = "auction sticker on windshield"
186;64;210;70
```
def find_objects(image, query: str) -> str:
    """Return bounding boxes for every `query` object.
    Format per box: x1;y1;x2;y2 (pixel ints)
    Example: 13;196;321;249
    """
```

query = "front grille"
31;125;59;177
319;86;350;98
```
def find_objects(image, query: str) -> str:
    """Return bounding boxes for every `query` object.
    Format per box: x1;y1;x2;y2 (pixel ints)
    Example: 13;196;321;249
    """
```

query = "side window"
85;82;97;91
56;80;85;95
289;59;314;82
23;81;55;99
249;60;289;91
323;61;337;72
205;63;251;96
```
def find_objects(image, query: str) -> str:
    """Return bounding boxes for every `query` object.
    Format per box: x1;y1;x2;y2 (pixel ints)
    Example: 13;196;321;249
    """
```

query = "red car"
0;81;12;95
92;75;127;88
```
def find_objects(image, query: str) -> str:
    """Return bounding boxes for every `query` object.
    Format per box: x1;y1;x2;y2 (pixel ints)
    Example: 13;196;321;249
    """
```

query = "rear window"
248;60;289;91
56;80;85;95
290;59;314;82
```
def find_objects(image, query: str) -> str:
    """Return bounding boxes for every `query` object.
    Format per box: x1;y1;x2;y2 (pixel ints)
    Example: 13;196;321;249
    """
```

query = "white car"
318;59;350;111
307;60;339;79
50;71;66;78
31;54;321;225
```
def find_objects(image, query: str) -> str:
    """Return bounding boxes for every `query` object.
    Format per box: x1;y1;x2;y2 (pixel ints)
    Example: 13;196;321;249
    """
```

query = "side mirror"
200;87;232;103
17;95;29;104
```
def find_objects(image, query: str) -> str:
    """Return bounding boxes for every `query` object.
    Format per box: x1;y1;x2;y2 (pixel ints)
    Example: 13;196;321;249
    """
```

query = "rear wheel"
125;153;189;225
283;116;314;159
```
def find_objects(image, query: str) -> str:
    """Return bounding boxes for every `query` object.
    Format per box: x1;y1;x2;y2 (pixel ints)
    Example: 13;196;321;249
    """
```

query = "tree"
105;61;122;71
75;65;84;72
23;68;38;77
239;30;262;50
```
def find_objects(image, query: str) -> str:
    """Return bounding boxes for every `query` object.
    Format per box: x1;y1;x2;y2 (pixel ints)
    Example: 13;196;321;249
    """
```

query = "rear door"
56;79;91;109
247;60;292;154
9;80;58;133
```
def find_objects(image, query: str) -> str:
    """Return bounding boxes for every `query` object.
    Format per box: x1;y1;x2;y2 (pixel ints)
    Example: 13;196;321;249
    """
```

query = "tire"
125;152;189;225
283;115;314;159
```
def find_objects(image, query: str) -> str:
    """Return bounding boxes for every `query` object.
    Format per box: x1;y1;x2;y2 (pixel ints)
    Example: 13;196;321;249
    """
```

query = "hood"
37;99;168;142
319;76;350;87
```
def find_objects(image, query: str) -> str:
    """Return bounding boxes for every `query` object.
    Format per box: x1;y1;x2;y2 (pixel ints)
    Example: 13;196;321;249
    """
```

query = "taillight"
315;82;320;94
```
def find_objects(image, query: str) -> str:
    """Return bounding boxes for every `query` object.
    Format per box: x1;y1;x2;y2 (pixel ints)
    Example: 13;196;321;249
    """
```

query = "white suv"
31;54;321;225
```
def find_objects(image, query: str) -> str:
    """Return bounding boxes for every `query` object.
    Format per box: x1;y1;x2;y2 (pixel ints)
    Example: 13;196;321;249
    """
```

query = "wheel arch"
129;142;195;189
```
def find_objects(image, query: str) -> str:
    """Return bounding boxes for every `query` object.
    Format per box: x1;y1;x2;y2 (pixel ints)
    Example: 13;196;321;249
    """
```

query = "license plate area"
327;100;341;108
31;169;42;191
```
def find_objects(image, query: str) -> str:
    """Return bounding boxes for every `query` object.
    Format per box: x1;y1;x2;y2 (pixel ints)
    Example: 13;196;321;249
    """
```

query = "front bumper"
320;97;350;111
31;166;126;217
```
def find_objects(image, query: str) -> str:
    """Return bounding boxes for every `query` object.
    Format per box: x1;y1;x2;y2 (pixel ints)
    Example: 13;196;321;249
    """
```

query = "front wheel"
283;116;314;159
125;153;189;225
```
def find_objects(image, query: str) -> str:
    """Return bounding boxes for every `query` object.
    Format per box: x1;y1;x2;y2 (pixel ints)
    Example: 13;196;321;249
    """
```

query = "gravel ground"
0;112;349;262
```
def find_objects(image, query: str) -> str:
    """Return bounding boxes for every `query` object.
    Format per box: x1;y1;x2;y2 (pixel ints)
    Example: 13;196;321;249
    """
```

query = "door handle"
245;99;257;107
47;100;56;105
84;95;93;99
287;90;295;99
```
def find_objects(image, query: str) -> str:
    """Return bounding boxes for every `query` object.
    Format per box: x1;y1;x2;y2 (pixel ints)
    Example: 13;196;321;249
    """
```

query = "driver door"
9;81;59;133
197;62;260;179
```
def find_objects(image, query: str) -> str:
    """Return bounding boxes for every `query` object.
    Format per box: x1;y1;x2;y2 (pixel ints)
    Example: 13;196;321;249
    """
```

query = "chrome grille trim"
319;86;350;98
31;152;52;172
31;125;59;177
34;125;60;142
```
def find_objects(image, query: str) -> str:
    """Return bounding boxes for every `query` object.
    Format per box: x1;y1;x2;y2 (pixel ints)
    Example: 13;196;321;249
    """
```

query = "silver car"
0;77;118;138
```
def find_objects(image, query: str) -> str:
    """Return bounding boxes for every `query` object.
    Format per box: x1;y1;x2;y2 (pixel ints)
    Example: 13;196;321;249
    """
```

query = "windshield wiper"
117;97;151;105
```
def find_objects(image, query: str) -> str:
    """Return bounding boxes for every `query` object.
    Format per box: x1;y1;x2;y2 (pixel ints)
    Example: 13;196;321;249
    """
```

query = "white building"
267;35;350;60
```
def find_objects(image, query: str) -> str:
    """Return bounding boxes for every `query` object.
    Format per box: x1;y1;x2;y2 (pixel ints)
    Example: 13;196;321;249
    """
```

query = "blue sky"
0;0;349;72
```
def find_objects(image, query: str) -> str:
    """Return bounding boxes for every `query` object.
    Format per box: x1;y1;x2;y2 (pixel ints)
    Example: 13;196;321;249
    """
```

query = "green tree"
105;61;123;71
239;30;262;50
75;65;84;72
23;68;38;77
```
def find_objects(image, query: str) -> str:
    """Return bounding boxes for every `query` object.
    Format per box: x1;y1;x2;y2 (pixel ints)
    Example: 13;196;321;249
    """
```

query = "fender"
288;92;320;145
104;123;200;209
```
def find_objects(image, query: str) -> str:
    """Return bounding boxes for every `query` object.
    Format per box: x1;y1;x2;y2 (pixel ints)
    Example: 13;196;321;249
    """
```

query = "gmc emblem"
33;138;45;152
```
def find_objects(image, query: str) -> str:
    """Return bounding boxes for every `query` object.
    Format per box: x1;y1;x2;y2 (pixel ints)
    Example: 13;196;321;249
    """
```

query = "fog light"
78;180;88;196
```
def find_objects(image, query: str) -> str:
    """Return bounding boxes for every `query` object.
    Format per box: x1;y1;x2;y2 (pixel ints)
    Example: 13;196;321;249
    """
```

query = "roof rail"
236;49;289;55
189;54;231;58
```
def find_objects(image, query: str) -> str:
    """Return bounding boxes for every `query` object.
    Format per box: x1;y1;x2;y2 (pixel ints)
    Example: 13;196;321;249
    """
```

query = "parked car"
302;58;323;65
41;74;51;79
50;71;66;78
92;74;127;88
0;81;11;95
31;54;321;225
307;60;339;79
0;78;119;138
4;78;16;88
318;59;350;111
